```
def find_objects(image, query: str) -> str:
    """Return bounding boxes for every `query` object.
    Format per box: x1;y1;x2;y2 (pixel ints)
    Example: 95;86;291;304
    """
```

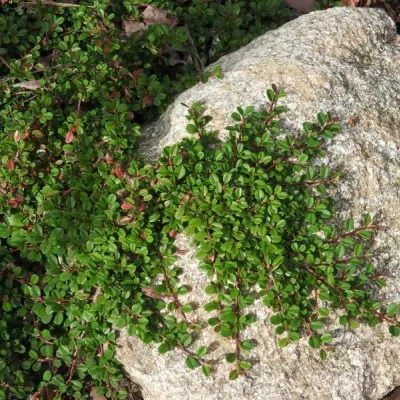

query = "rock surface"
117;8;400;400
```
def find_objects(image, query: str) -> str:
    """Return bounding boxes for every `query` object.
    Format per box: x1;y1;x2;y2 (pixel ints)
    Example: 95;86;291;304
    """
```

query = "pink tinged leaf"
143;95;153;105
65;130;75;143
137;203;146;213
8;199;19;208
7;160;15;170
121;202;133;211
114;167;124;179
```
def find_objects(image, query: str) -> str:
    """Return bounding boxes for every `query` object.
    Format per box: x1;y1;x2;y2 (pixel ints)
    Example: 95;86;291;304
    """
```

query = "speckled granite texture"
117;8;400;400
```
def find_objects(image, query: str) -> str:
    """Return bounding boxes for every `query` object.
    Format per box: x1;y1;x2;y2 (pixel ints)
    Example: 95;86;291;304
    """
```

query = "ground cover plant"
1;1;400;399
1;83;400;398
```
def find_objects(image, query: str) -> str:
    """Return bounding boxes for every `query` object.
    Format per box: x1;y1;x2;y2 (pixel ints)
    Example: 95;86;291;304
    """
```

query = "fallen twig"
19;1;80;8
0;55;11;70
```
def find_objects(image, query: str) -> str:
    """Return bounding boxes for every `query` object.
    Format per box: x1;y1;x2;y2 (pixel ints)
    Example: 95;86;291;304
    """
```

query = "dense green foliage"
2;84;400;398
0;0;292;128
1;1;399;399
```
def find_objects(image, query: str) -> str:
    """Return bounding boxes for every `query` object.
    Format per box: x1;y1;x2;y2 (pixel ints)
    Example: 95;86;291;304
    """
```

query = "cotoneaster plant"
1;87;399;399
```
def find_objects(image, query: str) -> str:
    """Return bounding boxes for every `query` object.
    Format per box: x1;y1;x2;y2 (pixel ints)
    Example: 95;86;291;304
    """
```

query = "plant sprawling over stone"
1;85;399;398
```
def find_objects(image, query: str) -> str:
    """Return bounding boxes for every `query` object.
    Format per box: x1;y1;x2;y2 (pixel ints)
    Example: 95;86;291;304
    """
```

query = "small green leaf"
278;338;288;347
354;243;363;256
387;303;399;318
185;356;198;370
158;343;169;354
320;334;332;343
181;304;192;313
310;321;324;330
308;336;320;349
196;346;207;358
43;370;52;382
229;369;239;380
349;320;360;329
202;364;212;377
298;154;308;164
239;361;252;370
287;305;299;316
266;89;275;102
231;112;241;122
204;302;218;312
175;207;184;220
320;166;329;179
317;112;327;125
53;312;64;326
389;325;400;337
240;340;254;351
220;325;233;337
177;166;186;180
272;255;284;268
345;218;354;231
318;308;329;317
186;124;197;134
208;317;220;326
181;333;192;347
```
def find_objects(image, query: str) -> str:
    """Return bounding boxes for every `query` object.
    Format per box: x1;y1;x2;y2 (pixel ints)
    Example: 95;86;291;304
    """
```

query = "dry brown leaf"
123;5;178;37
142;5;178;28
284;0;316;13
11;80;42;90
46;388;56;400
92;287;103;303
119;215;134;226
90;387;107;400
14;193;25;202
123;20;146;36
